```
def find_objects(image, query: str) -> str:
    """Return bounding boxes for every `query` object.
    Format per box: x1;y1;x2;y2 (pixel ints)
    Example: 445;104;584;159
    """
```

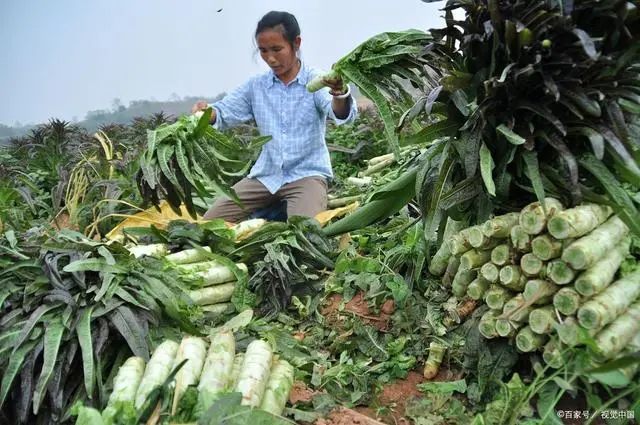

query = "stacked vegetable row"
99;330;294;423
429;199;640;375
126;219;267;313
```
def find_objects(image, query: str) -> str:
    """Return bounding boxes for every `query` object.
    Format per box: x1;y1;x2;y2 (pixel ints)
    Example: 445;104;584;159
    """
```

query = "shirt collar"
265;59;309;88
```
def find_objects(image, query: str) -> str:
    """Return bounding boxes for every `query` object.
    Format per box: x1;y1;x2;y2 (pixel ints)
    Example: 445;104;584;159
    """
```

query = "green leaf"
13;303;62;354
571;28;598;60
0;340;37;407
341;66;401;158
522;151;546;205
479;142;496;196
62;259;128;274
496;125;526;145
109;306;149;360
33;320;65;414
418;379;467;395
77;307;95;398
568;127;605;159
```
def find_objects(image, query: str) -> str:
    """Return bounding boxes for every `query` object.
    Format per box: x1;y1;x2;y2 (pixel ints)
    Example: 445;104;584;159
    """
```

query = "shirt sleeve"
208;79;254;130
314;84;358;126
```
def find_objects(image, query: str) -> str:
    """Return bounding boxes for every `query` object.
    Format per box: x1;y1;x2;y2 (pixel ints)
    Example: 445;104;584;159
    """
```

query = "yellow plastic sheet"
314;202;360;227
105;200;359;241
105;200;214;242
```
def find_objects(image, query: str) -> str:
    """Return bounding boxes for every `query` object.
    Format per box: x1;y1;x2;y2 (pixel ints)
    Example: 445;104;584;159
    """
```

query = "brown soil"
314;407;387;425
288;381;317;405
320;291;392;331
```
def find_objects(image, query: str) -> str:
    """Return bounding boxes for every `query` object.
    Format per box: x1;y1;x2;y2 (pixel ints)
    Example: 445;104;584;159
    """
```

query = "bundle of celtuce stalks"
429;198;640;376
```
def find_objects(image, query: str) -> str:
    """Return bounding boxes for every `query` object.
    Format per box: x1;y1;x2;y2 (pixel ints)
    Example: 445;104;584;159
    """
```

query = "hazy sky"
0;0;453;126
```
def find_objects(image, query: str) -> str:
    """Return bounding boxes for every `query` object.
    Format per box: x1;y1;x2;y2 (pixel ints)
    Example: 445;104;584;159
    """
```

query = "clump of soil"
314;407;387;425
288;381;316;405
320;291;392;331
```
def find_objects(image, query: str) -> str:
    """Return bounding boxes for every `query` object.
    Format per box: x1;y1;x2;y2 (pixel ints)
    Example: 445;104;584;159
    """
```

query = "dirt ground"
320;291;392;331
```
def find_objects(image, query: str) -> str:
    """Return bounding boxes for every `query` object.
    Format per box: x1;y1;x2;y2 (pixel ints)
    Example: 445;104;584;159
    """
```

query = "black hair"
255;11;301;47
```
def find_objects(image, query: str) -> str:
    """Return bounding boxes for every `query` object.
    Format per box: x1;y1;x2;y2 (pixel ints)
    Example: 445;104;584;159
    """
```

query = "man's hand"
191;100;209;114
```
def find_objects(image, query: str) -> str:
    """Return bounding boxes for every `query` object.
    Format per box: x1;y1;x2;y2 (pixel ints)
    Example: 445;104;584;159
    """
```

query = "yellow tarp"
105;200;359;241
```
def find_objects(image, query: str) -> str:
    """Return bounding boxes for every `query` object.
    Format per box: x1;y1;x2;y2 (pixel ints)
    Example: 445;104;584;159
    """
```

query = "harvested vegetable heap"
73;330;295;424
431;197;640;378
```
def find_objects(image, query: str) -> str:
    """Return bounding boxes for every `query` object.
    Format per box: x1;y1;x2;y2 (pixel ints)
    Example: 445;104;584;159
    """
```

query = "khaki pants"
203;177;328;223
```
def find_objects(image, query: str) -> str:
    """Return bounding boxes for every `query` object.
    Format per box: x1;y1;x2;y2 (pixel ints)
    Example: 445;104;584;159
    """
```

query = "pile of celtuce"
430;199;640;377
76;330;294;424
126;219;267;314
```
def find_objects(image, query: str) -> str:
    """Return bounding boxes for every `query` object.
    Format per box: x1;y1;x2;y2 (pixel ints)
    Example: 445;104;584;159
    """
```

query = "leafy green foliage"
329;29;448;157
231;217;336;318
0;229;203;425
380;1;640;239
135;108;270;218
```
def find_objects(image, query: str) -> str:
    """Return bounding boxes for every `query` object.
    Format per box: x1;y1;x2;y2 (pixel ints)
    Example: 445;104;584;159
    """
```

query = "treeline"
0;94;225;144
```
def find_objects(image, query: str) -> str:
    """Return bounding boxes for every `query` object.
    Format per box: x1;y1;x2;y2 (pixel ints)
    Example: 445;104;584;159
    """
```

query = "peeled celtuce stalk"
429;242;452;277
523;279;559;305
235;340;274;407
198;330;236;411
442;256;460;288
531;235;563;261
195;263;247;286
561;216;629;270
482;212;520;238
516;326;549;352
135;340;180;409
448;229;473;256
259;359;295;416
127;243;169;259
499;265;527;291
479;310;500;339
103;357;146;421
328;195;363;208
556;316;598;347
543;340;564;368
360;158;395;176
547;204;613;239
431;218;468;277
467;277;490;300
519;198;564;235
481;263;500;284
201;303;233;316
346;176;373;187
546;260;575;285
423;342;446;379
172;336;208;415
510;225;531;252
574;237;630;297
520;253;545;277
485;285;512;310
228;353;245;389
166;246;212;265
188;282;235;305
502;294;534;322
467;227;498;250
529;306;558;334
452;269;477;298
491;244;514;266
495;318;522;337
459;249;492;271
232;218;267;240
577;269;640;329
553;288;582;315
589;301;640;361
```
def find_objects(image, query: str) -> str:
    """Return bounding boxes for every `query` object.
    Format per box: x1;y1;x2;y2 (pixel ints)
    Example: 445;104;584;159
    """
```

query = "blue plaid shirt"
209;61;358;194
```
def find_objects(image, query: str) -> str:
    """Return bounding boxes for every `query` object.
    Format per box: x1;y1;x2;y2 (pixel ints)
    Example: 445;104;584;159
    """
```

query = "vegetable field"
2;1;640;424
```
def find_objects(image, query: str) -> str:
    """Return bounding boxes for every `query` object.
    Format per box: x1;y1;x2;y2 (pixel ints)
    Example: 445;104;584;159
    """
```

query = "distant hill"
0;87;374;145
